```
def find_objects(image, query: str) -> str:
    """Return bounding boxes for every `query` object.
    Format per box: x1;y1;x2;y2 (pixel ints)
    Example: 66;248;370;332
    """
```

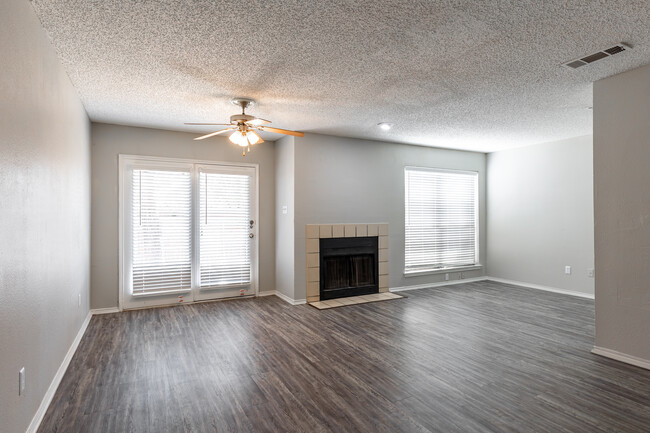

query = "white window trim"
403;265;483;277
403;166;480;275
118;154;260;311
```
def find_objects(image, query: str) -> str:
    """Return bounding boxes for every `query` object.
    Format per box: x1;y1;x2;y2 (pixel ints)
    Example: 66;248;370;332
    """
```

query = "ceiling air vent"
562;43;632;69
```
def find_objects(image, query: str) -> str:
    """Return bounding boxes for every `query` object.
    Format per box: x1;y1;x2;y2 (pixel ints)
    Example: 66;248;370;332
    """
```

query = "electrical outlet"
78;293;81;307
19;367;25;396
587;268;595;278
445;273;449;281
565;266;571;275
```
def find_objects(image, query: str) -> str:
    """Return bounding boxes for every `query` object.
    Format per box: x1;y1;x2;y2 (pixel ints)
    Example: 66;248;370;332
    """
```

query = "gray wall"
91;123;275;309
0;0;91;431
292;133;487;301
594;63;650;362
274;136;296;299
487;135;595;295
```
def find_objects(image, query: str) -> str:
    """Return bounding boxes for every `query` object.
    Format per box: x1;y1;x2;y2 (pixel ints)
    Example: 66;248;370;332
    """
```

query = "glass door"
120;156;258;310
194;164;257;301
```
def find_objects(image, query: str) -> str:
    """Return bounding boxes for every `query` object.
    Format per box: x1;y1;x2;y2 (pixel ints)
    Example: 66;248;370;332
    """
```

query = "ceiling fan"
185;98;304;155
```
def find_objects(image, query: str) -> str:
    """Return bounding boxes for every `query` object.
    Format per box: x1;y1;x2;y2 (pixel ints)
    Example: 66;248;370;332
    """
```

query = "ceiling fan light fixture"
247;130;261;145
229;130;248;147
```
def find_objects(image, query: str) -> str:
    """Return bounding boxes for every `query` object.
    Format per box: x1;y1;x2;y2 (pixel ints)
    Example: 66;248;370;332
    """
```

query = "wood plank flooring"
38;281;650;432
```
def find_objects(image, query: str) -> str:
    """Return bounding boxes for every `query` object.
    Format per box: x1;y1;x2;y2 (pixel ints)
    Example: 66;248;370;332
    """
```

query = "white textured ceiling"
31;0;650;152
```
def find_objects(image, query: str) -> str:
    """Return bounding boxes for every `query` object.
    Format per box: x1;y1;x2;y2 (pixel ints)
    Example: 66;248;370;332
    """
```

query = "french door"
120;156;258;310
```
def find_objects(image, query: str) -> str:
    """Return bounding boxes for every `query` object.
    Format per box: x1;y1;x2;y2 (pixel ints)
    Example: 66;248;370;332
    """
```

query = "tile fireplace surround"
305;223;389;303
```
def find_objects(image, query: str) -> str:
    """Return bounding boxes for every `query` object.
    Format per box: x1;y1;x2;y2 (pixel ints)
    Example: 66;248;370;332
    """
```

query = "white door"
194;164;257;301
120;157;258;310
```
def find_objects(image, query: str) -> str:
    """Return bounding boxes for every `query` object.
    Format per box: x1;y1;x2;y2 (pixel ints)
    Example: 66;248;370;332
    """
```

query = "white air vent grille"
562;43;631;69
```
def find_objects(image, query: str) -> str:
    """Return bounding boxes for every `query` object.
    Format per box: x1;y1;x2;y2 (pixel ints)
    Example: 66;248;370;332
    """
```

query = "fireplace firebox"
319;237;379;300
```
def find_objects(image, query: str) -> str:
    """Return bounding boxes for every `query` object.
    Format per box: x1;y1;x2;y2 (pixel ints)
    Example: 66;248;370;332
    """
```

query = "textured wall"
292;133;487;301
594;64;650;363
274;136;296;299
487;135;595;295
0;0;91;431
90;123;276;309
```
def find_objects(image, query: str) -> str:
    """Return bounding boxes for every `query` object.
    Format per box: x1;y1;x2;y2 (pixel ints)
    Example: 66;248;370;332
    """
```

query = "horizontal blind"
405;167;478;272
132;169;192;294
199;171;251;288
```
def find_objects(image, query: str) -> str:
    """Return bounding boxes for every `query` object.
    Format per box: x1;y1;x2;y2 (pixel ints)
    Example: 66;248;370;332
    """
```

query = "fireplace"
320;237;379;300
305;224;388;303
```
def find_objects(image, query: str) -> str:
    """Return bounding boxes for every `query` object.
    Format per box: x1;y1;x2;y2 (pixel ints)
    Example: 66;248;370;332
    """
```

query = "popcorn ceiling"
30;0;650;152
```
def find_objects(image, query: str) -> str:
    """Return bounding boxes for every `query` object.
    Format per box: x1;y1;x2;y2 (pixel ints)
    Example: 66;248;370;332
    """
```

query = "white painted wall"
0;1;91;431
274;136;296;299
594;63;650;364
487;135;595;295
292;133;487;301
91;123;276;309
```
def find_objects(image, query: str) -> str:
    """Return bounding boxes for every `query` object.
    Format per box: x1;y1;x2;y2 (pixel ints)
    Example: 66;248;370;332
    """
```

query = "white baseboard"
27;311;92;433
485;277;594;299
274;290;307;305
390;276;488;292
93;292;302;310
592;346;650;370
90;307;120;315
389;276;595;300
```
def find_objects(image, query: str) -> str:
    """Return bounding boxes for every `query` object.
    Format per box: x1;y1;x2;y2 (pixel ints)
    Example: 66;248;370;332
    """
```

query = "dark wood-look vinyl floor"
39;281;650;433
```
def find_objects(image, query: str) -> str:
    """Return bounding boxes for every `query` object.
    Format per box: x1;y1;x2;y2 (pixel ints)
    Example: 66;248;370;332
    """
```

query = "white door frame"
118;154;260;311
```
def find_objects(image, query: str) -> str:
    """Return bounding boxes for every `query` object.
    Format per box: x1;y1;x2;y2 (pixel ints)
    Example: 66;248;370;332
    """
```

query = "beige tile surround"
306;223;389;303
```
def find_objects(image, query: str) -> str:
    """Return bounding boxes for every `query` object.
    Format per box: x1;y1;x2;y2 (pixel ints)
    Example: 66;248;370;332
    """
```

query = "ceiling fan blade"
248;118;271;126
194;128;235;141
185;123;232;125
258;126;304;137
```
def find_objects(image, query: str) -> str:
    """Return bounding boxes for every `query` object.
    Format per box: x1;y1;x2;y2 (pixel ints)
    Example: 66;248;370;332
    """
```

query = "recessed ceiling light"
377;122;393;131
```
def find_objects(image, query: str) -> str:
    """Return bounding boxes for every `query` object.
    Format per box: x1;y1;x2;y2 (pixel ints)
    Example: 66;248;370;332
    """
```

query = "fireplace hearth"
320;237;378;300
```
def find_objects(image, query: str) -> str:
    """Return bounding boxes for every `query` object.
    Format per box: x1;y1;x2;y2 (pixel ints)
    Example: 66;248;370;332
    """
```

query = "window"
199;170;252;287
120;156;257;309
131;168;192;295
404;167;479;273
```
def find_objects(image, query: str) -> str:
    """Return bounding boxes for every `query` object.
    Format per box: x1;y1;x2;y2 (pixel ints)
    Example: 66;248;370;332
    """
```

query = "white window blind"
405;167;478;273
132;169;192;295
199;171;251;288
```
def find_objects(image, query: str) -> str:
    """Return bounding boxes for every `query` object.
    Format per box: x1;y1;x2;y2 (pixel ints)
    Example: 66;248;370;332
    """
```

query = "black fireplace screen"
323;254;374;290
320;236;379;300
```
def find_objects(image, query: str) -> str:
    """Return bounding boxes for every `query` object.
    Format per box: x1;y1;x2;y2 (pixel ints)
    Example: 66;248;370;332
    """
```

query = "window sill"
132;288;191;298
403;265;483;278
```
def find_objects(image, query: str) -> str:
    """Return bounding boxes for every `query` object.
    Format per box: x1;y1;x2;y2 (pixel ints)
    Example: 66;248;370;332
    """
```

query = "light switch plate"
19;367;25;395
